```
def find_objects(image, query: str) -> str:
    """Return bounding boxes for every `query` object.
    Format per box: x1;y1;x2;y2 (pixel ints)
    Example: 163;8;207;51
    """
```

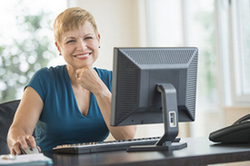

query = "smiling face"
56;21;100;70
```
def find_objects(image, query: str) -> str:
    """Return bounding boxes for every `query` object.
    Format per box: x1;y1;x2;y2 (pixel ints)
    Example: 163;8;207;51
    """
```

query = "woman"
7;7;137;154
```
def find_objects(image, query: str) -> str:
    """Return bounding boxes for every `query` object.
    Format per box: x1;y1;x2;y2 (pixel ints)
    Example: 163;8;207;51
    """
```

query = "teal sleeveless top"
26;65;111;151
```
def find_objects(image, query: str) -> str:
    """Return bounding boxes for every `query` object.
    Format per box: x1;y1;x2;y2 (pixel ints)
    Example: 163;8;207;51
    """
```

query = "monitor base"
127;84;188;153
127;142;187;152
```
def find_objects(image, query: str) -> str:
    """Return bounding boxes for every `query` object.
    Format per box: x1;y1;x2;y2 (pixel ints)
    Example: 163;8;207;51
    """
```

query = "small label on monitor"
169;111;177;127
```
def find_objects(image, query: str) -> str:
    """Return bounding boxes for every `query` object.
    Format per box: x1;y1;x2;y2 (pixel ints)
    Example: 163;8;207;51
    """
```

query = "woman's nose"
77;39;87;51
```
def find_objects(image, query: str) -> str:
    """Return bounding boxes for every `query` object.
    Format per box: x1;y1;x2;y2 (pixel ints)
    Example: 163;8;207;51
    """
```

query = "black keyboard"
53;137;160;154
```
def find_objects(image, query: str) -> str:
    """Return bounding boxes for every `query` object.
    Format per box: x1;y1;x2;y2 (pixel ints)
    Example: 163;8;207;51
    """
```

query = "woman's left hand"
75;66;104;94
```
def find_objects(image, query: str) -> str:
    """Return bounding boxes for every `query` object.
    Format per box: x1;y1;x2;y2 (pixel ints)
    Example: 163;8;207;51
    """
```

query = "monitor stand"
127;84;187;152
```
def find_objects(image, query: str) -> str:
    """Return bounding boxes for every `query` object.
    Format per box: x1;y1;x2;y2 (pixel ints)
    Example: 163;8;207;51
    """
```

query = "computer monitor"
110;47;198;152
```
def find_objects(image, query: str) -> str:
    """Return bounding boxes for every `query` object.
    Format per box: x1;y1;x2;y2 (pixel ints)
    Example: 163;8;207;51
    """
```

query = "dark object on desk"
209;114;250;143
0;100;20;155
20;144;40;154
53;137;161;154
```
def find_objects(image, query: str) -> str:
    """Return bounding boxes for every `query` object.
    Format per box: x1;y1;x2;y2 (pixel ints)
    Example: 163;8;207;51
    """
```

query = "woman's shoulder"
35;65;66;78
94;68;112;89
94;68;112;78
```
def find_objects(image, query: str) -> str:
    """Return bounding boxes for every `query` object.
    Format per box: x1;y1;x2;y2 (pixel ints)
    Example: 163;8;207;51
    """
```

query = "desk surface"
43;137;250;166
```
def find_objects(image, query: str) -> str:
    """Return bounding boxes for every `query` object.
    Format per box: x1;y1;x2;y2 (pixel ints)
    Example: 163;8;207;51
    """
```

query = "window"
0;0;66;102
216;0;250;105
230;0;250;104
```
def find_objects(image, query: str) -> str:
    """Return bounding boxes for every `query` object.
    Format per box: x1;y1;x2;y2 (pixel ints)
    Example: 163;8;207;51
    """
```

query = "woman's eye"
85;37;93;40
66;40;75;44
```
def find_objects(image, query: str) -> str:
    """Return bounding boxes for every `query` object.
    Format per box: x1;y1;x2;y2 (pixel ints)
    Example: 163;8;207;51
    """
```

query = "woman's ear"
55;42;61;55
98;33;101;40
97;33;101;47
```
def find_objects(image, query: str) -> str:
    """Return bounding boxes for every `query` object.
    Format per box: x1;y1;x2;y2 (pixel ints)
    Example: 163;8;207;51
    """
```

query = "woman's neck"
66;65;79;86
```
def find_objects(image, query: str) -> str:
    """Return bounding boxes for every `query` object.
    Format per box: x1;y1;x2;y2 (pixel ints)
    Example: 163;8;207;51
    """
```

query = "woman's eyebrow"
64;36;76;40
83;33;95;37
62;36;76;42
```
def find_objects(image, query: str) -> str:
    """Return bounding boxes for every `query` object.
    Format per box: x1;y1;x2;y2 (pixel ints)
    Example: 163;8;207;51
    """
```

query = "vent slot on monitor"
186;53;198;120
115;52;140;123
121;49;195;65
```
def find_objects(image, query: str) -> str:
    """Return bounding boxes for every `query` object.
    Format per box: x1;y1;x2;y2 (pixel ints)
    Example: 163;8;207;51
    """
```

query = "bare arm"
76;67;137;140
94;84;137;140
7;87;43;154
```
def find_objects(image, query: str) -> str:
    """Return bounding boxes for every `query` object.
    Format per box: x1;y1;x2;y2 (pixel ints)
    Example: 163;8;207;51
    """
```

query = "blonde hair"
53;7;98;44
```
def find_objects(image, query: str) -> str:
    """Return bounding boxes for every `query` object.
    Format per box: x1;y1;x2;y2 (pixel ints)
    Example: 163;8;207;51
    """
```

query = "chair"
0;100;20;154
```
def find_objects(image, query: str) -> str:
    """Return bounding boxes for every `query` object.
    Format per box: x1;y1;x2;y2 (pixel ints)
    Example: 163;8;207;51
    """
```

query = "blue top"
26;65;111;151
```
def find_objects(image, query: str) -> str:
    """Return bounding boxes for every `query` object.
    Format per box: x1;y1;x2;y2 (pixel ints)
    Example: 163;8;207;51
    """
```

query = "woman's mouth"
74;53;91;58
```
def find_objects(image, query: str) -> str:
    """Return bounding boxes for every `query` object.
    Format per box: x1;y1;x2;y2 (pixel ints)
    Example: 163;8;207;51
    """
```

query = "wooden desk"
43;137;250;166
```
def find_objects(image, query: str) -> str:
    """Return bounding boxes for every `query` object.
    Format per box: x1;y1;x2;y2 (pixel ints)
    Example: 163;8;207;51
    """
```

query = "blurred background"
0;1;249;164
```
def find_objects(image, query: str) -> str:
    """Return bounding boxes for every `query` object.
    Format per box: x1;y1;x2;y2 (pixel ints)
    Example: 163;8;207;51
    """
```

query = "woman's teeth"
75;54;90;57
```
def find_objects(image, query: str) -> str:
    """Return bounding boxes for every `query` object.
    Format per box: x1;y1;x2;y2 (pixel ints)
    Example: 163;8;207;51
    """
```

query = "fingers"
75;72;82;79
75;68;85;79
75;66;94;76
37;146;42;152
11;135;37;155
25;135;36;148
11;142;20;155
19;136;28;149
75;66;97;80
75;73;79;78
75;67;102;94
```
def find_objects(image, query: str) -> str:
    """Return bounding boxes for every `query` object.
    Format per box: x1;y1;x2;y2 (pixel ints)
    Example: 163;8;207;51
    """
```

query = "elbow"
127;125;137;139
116;125;137;140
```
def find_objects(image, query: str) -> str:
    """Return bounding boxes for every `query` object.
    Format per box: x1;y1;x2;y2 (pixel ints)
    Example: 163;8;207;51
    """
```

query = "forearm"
94;87;137;140
7;88;43;154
